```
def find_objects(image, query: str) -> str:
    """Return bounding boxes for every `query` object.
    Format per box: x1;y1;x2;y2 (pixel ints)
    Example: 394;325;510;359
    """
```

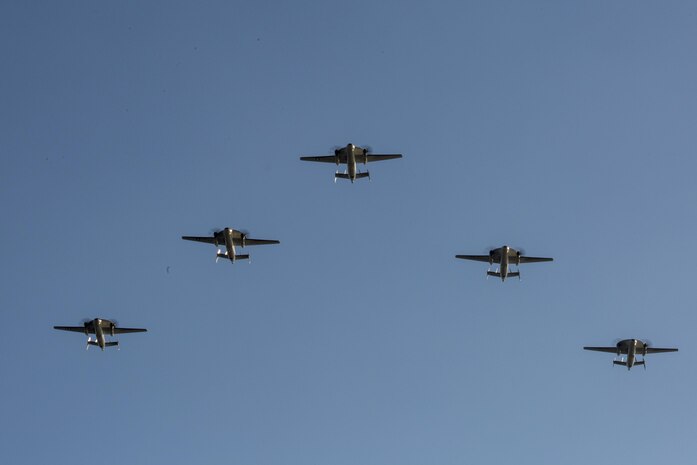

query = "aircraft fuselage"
94;320;106;350
625;340;637;369
618;339;648;370
223;228;236;262
499;246;510;281
347;143;357;182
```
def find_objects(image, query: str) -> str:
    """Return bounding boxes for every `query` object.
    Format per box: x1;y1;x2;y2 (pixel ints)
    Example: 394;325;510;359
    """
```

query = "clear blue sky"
2;1;697;464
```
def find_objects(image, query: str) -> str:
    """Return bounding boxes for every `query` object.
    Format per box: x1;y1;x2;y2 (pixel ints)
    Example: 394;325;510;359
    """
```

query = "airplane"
300;143;402;182
182;227;279;263
455;245;553;281
584;339;678;370
54;318;147;351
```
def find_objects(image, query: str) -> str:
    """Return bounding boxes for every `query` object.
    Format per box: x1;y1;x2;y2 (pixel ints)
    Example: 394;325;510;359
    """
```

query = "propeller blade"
512;246;526;255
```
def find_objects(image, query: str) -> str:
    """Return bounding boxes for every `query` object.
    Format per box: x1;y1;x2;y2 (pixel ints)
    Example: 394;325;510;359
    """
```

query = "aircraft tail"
334;172;370;181
216;252;249;262
613;360;628;367
486;271;519;280
87;340;99;346
105;341;119;348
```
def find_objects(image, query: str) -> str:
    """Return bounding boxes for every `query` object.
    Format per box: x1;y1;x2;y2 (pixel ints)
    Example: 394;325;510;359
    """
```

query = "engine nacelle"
84;322;90;336
110;324;115;337
516;251;521;266
488;251;494;265
240;233;246;248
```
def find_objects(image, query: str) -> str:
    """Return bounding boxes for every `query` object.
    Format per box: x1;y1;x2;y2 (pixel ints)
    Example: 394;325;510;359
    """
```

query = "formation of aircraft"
52;148;679;374
455;245;553;281
182;227;280;263
584;339;678;370
54;318;147;351
300;143;402;182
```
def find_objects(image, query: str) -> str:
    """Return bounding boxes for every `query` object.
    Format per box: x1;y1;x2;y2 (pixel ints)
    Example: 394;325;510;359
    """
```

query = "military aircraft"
300;143;402;182
54;318;147;350
584;339;678;370
182;227;279;263
455;245;553;281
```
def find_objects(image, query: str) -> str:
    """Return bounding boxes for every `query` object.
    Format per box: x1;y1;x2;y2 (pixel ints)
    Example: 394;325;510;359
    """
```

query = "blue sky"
2;1;697;464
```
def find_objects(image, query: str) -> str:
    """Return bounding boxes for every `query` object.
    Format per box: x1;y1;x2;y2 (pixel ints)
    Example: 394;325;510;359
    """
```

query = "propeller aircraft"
300;143;402;183
54;318;147;350
456;245;553;281
182;227;279;263
584;339;677;370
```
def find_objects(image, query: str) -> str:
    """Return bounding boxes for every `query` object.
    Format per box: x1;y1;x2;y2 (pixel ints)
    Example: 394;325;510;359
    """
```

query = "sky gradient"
2;2;697;464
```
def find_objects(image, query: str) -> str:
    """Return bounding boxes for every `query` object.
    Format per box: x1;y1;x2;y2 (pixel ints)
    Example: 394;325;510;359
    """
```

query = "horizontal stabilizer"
487;271;501;277
354;172;370;179
613;360;627;366
217;253;229;259
105;341;119;347
87;341;99;346
236;254;250;260
334;173;350;179
507;272;520;278
634;360;645;366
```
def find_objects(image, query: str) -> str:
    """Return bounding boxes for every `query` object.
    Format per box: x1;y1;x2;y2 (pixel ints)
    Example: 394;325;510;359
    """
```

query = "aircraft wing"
645;347;678;354
242;239;280;246
54;326;87;333
182;236;216;244
518;256;553;263
583;347;618;353
455;255;493;263
366;154;402;163
300;155;346;163
113;327;147;334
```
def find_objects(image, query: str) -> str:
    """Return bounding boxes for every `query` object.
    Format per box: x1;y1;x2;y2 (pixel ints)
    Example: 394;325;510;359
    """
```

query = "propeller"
239;229;250;247
361;144;373;154
511;246;526;256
